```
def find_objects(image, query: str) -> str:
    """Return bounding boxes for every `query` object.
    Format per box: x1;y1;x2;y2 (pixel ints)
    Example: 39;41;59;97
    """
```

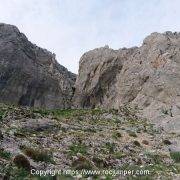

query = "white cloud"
0;0;180;73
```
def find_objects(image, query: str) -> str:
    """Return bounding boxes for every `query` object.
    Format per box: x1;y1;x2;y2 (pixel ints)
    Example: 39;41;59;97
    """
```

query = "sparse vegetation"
20;146;54;163
0;103;179;179
105;142;116;153
170;151;180;163
145;152;164;164
0;109;6;121
113;151;126;159
72;156;94;170
68;143;87;156
162;108;169;115
127;130;138;137
0;149;11;160
161;108;173;117
0;165;29;180
112;131;122;139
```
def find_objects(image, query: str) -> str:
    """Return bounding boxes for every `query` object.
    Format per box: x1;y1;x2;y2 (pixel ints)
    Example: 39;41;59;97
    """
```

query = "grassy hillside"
0;104;179;179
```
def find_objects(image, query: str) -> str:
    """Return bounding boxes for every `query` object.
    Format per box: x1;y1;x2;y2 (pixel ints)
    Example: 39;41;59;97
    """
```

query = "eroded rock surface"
0;23;76;109
73;45;136;108
74;32;180;132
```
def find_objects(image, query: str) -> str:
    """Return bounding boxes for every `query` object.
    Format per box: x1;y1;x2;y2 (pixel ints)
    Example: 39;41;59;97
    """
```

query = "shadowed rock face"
0;23;76;109
73;32;180;131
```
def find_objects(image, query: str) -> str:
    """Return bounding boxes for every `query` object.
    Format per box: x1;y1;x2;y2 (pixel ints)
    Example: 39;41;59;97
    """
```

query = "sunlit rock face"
74;32;180;132
0;23;76;109
73;45;137;109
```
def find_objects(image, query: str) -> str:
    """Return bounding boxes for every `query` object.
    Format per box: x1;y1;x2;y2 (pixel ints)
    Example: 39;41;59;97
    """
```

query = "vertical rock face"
74;32;180;130
73;46;119;108
115;32;180;121
0;23;76;109
73;45;136;108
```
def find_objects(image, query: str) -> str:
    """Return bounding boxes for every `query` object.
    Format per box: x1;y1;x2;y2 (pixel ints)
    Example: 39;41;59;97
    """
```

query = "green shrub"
145;152;163;164
0;149;11;160
170;152;180;163
162;109;169;115
113;151;126;159
91;109;104;115
112;131;122;139
1;165;29;179
92;156;108;168
68;143;87;156
13;154;31;171
0;110;6;121
105;142;116;153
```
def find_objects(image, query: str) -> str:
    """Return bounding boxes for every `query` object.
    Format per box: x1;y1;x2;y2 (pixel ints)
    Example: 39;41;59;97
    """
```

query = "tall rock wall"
74;32;180;131
0;23;76;109
73;45;136;108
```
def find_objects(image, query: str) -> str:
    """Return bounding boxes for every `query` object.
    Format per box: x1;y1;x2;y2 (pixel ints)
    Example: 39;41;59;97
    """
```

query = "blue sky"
0;0;180;73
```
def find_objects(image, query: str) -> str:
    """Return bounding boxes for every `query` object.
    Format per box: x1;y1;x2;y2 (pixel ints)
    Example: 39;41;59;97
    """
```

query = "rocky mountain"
0;24;180;179
0;23;76;109
73;32;180;133
1;23;180;133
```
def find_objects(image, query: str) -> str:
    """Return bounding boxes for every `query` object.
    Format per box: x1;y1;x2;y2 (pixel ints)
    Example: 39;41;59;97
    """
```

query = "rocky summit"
0;23;76;109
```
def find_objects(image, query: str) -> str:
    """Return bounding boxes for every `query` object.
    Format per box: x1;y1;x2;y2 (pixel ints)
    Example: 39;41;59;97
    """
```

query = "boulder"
20;118;57;132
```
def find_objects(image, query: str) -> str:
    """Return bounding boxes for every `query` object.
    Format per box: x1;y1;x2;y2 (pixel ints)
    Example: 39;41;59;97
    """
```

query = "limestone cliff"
0;23;76;109
74;32;180;132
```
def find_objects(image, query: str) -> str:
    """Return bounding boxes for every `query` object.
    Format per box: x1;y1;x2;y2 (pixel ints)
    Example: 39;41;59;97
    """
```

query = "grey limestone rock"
0;23;76;109
73;32;180;132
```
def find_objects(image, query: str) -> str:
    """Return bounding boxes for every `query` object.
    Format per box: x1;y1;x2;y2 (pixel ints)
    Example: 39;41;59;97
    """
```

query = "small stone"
163;139;172;145
0;130;3;140
142;140;149;145
133;141;141;147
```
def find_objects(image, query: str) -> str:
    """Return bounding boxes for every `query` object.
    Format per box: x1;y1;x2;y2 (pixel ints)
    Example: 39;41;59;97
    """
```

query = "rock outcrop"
73;45;136;108
0;23;76;109
74;32;180;132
